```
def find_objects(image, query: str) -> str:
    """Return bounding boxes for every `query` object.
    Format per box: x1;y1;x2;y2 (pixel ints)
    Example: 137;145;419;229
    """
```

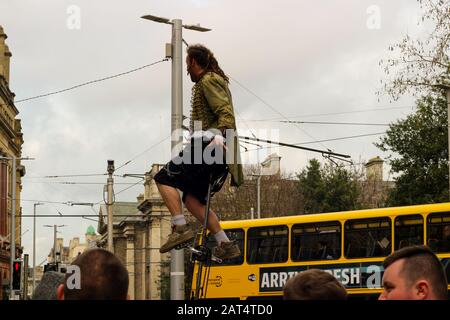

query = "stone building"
47;226;100;265
359;156;394;208
0;25;25;300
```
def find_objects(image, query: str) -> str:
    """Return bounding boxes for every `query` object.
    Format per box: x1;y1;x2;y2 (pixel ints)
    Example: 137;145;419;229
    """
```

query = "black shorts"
153;136;229;205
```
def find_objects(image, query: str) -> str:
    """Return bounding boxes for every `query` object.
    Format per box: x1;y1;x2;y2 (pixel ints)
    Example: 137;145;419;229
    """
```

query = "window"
247;226;288;264
427;212;450;253
395;215;424;250
344;217;391;258
291;222;341;261
206;228;244;266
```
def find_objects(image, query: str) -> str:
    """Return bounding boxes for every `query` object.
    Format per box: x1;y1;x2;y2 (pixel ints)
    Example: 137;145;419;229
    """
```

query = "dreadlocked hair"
187;44;229;83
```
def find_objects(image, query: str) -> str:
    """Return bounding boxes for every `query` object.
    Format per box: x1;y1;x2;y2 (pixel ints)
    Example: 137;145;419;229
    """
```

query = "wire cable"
244;132;385;152
15;58;169;103
26;174;107;179
114;135;171;172
114;178;145;197
244;105;415;122
230;76;330;150
22;181;140;185
279;120;390;126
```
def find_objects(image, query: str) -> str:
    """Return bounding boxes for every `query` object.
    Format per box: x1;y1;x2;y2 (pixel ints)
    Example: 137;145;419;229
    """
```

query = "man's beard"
188;71;196;82
187;63;195;82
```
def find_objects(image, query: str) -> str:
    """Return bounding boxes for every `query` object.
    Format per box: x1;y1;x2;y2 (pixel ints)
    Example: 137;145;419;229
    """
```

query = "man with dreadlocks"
154;44;244;260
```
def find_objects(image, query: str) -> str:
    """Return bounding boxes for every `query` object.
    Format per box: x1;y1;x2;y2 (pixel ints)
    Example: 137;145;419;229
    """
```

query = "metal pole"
170;18;185;301
9;155;16;299
250;207;254;220
107;160;114;253
195;176;213;299
32;204;37;293
23;254;28;300
257;176;261;219
257;150;261;219
53;225;57;264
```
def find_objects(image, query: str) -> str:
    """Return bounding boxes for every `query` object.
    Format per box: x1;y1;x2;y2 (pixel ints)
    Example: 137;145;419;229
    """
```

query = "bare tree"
211;166;304;220
379;0;450;100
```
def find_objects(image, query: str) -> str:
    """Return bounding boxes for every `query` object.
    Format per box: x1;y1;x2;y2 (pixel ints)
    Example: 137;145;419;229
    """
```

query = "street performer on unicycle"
154;44;244;260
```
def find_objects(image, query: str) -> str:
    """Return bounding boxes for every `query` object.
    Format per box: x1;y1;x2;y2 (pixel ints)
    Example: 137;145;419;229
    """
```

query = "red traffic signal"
12;260;22;291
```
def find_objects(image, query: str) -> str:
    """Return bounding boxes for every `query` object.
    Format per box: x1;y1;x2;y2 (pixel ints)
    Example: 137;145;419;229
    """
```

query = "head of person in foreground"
283;269;348;300
379;245;448;300
57;248;129;300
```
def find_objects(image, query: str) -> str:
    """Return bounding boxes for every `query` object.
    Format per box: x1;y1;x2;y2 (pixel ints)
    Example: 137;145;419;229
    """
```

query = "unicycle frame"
194;172;213;300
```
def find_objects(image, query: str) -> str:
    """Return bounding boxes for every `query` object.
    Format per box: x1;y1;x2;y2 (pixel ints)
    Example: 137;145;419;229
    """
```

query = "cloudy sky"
0;0;426;265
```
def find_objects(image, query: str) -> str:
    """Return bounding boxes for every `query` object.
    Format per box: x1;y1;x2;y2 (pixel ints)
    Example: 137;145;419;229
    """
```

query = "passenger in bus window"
315;241;333;260
438;225;450;252
379;245;448;300
283;269;347;300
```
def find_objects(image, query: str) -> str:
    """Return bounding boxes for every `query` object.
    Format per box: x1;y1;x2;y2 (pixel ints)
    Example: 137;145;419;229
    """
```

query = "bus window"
427;212;450;253
206;229;245;266
247;226;288;264
291;222;341;261
395;215;424;250
344;217;391;258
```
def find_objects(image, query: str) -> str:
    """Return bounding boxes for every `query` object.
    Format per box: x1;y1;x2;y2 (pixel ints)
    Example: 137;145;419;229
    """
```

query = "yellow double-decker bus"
190;203;450;299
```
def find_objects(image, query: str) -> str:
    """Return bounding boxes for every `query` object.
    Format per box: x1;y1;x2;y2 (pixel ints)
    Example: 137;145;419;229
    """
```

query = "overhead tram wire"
243;132;385;153
21;199;77;205
21;214;143;218
279;120;391;126
244;105;415;122
230;76;331;151
94;178;145;206
24;135;171;183
239;136;351;159
22;181;140;185
25;173;107;179
22;180;140;185
114;178;145;196
114;135;171;172
15;58;169;104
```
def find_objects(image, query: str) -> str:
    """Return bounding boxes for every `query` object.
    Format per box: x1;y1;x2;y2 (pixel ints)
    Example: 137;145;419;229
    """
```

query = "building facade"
0;25;25;300
47;226;99;265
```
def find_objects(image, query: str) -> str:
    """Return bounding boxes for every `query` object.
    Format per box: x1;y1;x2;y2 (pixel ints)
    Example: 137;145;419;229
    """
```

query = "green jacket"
190;72;244;187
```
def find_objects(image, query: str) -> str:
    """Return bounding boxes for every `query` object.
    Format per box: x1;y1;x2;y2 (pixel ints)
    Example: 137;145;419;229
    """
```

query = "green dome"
86;225;96;235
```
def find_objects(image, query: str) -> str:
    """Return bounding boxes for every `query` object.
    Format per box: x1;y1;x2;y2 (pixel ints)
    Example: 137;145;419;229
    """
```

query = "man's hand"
208;135;228;151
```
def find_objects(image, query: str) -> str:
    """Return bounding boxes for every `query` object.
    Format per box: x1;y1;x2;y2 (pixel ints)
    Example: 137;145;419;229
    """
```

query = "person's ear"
57;284;65;300
415;280;430;300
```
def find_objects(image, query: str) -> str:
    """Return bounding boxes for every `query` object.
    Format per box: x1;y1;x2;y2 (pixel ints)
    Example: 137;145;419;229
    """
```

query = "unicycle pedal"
174;241;191;250
188;245;223;264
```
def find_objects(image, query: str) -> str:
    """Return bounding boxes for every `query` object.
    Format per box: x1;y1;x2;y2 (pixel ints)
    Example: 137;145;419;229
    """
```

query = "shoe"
160;224;195;253
213;241;241;260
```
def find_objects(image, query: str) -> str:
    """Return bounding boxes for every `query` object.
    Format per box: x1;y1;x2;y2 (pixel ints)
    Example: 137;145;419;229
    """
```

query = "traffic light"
12;260;21;291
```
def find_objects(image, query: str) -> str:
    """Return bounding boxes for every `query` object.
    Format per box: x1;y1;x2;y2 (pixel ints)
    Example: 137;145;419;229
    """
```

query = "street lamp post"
43;224;66;267
141;14;210;300
32;202;43;294
106;160;115;253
